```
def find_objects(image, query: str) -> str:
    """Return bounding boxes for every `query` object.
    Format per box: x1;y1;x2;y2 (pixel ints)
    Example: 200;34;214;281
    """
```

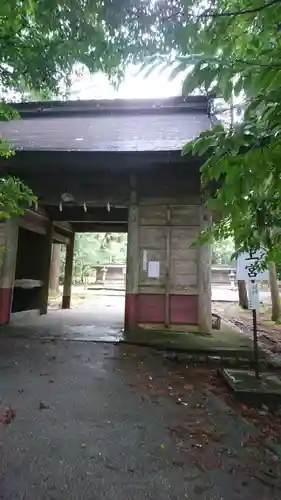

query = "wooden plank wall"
0;220;19;324
137;202;201;328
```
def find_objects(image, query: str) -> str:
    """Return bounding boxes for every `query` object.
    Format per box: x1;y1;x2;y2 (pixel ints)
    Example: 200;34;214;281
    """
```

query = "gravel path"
1;338;281;499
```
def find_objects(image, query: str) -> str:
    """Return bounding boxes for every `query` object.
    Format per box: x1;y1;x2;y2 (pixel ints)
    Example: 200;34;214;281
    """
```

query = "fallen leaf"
252;471;281;489
184;383;194;390
242;435;261;447
0;406;16;425
39;402;50;410
176;398;188;406
171;460;184;468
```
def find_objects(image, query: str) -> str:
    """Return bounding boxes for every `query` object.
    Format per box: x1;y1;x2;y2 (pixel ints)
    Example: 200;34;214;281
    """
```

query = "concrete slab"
6;295;125;342
219;368;281;409
123;324;254;351
2;293;263;367
3;293;269;363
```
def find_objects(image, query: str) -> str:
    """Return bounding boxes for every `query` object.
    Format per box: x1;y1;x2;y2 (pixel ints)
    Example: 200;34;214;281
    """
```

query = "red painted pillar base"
125;293;138;333
0;288;13;325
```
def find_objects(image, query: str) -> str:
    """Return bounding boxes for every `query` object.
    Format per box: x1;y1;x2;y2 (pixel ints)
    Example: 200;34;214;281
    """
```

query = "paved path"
1;338;281;499
8;296;125;342
5;287;271;344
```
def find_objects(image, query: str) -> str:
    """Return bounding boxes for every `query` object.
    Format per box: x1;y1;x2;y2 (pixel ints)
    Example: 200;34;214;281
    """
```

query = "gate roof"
0;96;212;153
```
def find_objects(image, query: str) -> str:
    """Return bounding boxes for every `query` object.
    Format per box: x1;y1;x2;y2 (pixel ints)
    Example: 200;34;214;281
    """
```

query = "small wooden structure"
93;265;126;285
0;96;213;333
211;265;236;285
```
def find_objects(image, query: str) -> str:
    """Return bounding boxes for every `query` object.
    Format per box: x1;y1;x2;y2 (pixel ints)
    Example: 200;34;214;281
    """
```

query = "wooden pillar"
40;221;53;315
0;219;18;324
125;175;139;332
165;207;171;328
49;243;61;295
197;207;212;334
62;232;75;309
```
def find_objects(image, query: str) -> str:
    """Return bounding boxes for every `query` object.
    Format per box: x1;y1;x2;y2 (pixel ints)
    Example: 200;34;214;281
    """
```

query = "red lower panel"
137;294;165;323
170;295;198;325
0;288;13;325
125;293;138;331
125;294;199;330
136;294;198;325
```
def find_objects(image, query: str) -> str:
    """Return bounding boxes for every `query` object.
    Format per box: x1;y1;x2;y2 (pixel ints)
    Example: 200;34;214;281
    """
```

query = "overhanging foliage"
141;0;281;264
0;0;184;218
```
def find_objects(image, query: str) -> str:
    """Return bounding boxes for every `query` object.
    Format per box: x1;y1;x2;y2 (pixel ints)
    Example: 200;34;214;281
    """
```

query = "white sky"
68;64;185;100
1;63;186;101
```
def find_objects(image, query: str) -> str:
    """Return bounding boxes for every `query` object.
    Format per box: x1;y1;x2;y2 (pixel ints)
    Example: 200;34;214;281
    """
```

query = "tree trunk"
269;262;281;321
238;280;249;309
49;243;61;295
235;235;249;310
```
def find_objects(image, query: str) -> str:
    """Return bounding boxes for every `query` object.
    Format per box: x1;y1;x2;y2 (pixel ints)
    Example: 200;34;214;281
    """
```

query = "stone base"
219;368;281;409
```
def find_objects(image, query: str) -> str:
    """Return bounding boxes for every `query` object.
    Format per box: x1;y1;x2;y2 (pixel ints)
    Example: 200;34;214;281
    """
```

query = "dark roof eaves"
8;95;210;119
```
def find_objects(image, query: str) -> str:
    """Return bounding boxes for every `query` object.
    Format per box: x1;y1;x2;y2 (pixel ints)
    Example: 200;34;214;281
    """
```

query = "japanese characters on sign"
236;249;269;281
248;280;260;310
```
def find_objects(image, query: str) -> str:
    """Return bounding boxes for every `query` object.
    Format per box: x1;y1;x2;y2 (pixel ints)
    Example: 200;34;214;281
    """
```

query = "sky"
1;63;186;102
68;64;185;100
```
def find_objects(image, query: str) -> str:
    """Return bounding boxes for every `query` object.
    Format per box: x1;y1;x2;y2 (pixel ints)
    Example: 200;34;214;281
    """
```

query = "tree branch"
187;56;281;69
235;58;281;68
198;0;281;18
155;0;281;24
108;0;281;27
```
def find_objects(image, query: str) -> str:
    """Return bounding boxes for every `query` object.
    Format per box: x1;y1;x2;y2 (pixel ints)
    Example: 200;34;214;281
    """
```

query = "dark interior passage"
12;228;45;313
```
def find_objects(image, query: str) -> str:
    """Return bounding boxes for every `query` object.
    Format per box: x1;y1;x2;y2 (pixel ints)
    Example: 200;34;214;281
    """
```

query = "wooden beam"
0;149;191;171
39;221;53;315
125;174;139;332
47;206;128;222
53;231;70;244
62;232;75;309
165;207;171;328
197;207;212;334
72;222;128;233
0;219;19;325
18;217;46;235
49;244;61;296
19;209;48;235
53;221;73;233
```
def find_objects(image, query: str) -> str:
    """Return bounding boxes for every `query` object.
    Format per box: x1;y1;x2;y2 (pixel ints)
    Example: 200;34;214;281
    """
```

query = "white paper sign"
143;250;148;271
248;281;260;310
148;261;160;278
236;249;269;281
